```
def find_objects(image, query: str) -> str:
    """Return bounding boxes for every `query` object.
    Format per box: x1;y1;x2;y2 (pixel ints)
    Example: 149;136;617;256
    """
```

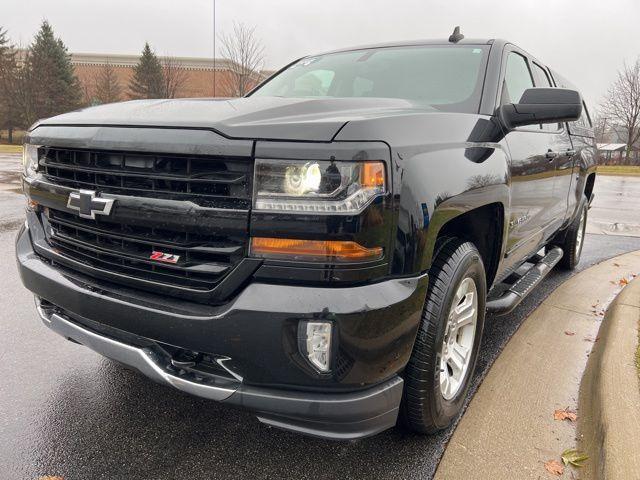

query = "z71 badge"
150;251;180;264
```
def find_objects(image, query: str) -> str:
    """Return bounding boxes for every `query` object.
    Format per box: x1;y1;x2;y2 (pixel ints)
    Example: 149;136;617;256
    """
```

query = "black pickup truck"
17;34;596;440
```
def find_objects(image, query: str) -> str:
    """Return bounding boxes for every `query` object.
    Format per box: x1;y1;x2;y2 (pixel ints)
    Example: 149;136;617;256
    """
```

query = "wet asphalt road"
1;152;640;479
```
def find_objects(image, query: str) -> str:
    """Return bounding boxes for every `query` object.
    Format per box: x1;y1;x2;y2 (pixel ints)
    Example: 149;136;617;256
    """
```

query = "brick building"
69;52;268;102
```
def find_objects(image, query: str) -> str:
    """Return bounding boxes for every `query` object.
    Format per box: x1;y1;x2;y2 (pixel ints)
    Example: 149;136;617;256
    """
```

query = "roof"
15;49;238;71
70;52;237;71
597;143;628;151
315;38;503;57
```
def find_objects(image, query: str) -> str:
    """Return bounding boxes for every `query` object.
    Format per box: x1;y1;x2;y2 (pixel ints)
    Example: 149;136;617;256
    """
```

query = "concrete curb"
579;278;640;480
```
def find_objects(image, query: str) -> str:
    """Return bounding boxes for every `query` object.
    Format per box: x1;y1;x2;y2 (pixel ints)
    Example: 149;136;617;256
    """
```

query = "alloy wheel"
439;277;478;400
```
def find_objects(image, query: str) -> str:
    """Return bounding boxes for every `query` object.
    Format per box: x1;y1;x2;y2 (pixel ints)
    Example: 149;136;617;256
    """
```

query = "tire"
556;200;587;271
400;238;486;434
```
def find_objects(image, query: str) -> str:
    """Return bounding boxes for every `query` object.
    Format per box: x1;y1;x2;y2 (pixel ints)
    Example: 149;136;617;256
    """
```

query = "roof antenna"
449;26;464;43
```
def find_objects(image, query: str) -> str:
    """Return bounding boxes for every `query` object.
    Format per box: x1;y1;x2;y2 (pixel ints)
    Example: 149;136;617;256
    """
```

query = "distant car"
18;32;596;439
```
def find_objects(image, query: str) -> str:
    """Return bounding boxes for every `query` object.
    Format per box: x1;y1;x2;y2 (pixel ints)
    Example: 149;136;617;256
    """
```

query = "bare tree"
94;62;122;104
600;58;640;164
218;22;265;97
162;57;188;98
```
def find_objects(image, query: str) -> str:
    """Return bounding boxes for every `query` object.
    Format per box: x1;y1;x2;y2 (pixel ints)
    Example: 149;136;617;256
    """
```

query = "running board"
486;247;563;316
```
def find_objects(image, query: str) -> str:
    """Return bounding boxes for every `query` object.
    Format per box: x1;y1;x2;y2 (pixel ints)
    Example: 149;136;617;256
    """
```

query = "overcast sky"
4;0;640;109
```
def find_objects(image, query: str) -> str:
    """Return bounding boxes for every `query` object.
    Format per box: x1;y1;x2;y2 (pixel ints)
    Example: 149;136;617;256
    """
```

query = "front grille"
37;146;252;299
46;209;245;291
39;147;252;209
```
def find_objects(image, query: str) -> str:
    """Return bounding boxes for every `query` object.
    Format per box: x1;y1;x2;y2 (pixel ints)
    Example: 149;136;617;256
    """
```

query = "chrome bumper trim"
36;299;238;402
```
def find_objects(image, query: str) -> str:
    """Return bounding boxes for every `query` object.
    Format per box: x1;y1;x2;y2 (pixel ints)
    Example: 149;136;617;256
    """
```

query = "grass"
0;144;22;154
597;165;640;176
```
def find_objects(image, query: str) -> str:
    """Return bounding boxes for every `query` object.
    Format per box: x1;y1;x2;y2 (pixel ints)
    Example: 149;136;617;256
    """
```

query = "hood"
36;96;429;142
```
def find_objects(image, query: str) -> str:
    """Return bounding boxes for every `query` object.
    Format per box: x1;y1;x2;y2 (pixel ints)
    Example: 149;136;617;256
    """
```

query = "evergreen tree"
21;20;82;125
94;62;122;104
129;43;164;99
0;27;23;142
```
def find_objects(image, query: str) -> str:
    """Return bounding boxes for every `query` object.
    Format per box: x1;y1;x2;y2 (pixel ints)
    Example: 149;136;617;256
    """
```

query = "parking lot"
1;153;639;479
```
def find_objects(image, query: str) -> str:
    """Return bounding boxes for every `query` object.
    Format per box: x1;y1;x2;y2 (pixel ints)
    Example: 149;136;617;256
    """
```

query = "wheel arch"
421;197;508;290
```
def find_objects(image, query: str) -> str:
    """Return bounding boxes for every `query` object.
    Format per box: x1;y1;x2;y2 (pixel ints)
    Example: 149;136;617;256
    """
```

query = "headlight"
22;144;40;177
254;159;386;213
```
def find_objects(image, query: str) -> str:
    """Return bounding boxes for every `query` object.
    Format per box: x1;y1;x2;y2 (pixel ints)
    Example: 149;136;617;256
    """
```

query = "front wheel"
400;238;486;434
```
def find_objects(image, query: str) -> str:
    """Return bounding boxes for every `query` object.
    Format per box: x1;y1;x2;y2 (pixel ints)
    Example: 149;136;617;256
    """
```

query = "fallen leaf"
564;330;576;336
613;262;621;267
39;477;64;480
544;459;564;476
554;407;577;422
561;448;589;468
619;278;629;286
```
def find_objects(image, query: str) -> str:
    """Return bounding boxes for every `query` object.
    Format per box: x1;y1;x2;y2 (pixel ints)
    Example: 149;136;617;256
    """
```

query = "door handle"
545;150;558;160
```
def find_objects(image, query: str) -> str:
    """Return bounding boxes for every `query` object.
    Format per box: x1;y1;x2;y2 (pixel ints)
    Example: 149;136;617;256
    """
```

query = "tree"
600;57;640;164
129;43;164;99
0;27;24;141
161;57;188;98
218;22;265;97
21;20;82;125
94;62;122;104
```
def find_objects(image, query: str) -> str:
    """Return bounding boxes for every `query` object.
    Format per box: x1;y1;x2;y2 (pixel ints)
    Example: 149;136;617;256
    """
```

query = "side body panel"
550;70;598;219
495;44;574;273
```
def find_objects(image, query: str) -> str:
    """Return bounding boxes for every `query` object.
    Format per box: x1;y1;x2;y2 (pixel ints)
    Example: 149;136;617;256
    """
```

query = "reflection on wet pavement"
587;175;640;237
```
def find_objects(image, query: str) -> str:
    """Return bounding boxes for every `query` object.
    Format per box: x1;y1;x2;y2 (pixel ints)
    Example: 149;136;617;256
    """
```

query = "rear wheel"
401;238;486;433
556;201;587;271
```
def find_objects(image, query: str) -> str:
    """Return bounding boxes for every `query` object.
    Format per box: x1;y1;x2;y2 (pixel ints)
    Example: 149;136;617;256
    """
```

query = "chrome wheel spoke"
453;294;475;329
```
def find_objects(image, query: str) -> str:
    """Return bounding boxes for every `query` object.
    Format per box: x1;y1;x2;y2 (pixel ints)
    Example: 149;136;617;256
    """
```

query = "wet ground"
587;175;640;236
1;153;640;479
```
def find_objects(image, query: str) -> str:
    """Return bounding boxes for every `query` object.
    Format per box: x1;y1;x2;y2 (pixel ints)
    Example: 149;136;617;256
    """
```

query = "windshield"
251;45;489;113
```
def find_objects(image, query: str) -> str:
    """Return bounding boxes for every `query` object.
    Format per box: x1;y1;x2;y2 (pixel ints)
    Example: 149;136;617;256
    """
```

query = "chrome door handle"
545;150;558;160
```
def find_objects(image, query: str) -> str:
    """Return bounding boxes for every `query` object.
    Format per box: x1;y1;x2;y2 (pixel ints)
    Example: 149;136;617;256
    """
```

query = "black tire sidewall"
558;201;587;270
402;240;487;433
428;246;486;426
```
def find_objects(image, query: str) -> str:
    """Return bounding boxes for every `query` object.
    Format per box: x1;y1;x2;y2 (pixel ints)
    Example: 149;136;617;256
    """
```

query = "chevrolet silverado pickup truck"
17;33;596;440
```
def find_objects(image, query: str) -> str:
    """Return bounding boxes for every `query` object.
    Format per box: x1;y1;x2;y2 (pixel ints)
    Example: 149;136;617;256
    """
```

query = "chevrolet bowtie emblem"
67;190;115;219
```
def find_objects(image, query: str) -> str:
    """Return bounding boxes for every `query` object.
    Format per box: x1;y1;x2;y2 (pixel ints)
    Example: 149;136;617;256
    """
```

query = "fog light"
299;321;333;372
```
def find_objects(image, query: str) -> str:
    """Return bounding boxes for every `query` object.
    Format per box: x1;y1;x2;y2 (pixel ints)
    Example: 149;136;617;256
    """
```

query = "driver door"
501;49;557;273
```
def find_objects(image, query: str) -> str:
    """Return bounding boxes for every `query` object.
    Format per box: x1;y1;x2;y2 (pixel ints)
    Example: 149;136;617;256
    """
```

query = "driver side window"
501;52;534;105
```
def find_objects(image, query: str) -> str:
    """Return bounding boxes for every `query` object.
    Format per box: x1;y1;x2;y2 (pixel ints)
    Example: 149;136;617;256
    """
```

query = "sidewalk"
435;250;640;479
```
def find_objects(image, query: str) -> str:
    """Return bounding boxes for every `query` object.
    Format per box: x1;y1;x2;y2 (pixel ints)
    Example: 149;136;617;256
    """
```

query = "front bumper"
17;217;429;439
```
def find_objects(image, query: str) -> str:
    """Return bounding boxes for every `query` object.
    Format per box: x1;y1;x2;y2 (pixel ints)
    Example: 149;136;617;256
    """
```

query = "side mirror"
499;87;582;130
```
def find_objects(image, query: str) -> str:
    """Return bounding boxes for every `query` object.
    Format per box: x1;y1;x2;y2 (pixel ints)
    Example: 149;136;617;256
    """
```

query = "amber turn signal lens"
360;162;385;188
250;237;383;263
